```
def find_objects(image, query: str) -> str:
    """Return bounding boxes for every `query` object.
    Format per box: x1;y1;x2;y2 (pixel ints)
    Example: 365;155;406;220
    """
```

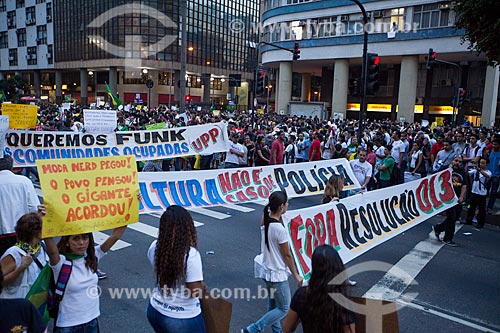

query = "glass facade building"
0;0;259;107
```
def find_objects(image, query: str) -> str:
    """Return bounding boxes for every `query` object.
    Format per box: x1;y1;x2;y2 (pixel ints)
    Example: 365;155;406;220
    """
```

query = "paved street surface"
36;185;500;332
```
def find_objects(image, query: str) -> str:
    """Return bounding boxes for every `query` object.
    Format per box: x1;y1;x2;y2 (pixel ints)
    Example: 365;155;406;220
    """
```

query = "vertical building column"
80;68;88;107
331;59;349;118
174;70;181;105
301;73;311;102
481;65;500;127
109;67;118;92
202;73;211;104
277;62;292;114
55;70;62;104
274;70;279;109
33;70;41;98
149;70;160;107
397;56;418;123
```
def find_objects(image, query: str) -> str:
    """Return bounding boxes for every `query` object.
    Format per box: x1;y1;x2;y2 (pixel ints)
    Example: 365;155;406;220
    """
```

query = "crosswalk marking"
140;213;204;228
223;204;255;213
189;207;231;220
127;222;159;238
93;231;131;251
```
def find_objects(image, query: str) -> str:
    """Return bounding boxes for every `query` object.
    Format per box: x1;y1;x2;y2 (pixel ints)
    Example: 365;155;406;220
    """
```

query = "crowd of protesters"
1;101;500;332
5;102;500;218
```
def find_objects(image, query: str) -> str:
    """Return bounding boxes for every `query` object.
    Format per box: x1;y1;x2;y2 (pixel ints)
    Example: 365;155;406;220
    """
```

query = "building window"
9;49;18;66
7;11;16;29
413;4;450;29
316;17;337;38
0;0;6;12
27;46;37;65
46;2;52;22
16;0;24;9
159;72;175;86
0;32;8;48
17;28;26;47
187;75;202;88
37;25;47;44
36;0;46;3
284;21;304;40
47;44;53;64
211;79;223;90
26;6;36;25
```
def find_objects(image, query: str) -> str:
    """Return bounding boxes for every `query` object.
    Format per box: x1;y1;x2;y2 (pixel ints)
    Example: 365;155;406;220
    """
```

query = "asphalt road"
81;193;500;333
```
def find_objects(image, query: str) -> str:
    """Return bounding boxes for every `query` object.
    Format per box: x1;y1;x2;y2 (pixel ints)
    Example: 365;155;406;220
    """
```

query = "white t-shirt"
148;241;203;319
463;144;483;168
225;142;244;165
349;160;372;186
51;246;106;328
469;169;492;196
285;144;298;164
391;140;404;163
410;150;422;169
238;145;248;166
255;222;291;282
0;170;40;235
0;245;48;299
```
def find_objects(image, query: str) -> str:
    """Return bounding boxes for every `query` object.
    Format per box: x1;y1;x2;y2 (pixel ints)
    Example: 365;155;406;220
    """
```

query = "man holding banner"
433;156;468;246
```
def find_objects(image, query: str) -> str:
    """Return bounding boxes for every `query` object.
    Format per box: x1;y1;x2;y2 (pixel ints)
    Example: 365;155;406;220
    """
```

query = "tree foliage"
455;0;500;65
0;75;30;102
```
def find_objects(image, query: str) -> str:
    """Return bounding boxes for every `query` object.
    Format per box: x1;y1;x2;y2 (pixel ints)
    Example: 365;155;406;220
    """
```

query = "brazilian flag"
105;82;121;107
0;89;6;102
25;265;52;324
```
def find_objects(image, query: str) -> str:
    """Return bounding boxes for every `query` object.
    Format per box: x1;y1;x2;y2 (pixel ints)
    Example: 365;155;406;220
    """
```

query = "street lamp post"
179;0;187;112
266;84;272;112
349;0;369;143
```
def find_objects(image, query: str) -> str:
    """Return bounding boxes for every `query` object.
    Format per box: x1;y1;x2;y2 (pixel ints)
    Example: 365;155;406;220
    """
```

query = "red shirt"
309;139;321;161
270;139;284;165
430;142;444;158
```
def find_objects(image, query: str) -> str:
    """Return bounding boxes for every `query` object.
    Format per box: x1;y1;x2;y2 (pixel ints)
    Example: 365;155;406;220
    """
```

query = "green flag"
0;89;6;102
105;82;121;107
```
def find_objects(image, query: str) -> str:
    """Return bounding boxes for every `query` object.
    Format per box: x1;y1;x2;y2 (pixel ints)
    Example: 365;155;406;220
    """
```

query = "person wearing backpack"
377;145;395;189
44;225;127;333
463;158;491;229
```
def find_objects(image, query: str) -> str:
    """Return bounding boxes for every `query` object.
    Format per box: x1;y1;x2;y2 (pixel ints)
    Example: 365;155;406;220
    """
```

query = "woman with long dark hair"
242;191;303;333
147;205;206;333
0;213;47;299
282;245;355;333
44;226;127;333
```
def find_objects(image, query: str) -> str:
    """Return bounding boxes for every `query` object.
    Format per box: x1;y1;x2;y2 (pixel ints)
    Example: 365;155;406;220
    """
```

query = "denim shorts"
147;303;206;333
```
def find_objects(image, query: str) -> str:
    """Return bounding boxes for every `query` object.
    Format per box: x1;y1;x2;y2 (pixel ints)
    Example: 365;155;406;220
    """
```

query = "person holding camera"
464;158;491;229
432;139;455;173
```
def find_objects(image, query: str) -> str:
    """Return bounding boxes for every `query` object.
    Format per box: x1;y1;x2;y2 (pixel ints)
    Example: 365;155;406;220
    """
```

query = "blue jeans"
147;303;206;333
55;318;99;333
246;280;291;333
487;176;500;209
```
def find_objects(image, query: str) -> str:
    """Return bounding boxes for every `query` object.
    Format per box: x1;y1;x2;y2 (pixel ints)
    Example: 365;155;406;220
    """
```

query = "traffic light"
293;42;301;61
457;88;466;107
426;48;437;69
185;95;191;102
256;69;266;95
366;53;380;95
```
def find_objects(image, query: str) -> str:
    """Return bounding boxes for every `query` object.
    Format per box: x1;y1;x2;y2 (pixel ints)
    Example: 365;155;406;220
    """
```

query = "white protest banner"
83;109;118;133
0;115;9;158
283;169;457;280
138;159;360;212
6;122;230;167
62;103;71;110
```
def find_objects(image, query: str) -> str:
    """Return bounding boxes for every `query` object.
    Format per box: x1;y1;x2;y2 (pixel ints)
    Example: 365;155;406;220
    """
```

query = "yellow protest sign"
37;156;139;238
435;117;444;126
2;103;38;129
